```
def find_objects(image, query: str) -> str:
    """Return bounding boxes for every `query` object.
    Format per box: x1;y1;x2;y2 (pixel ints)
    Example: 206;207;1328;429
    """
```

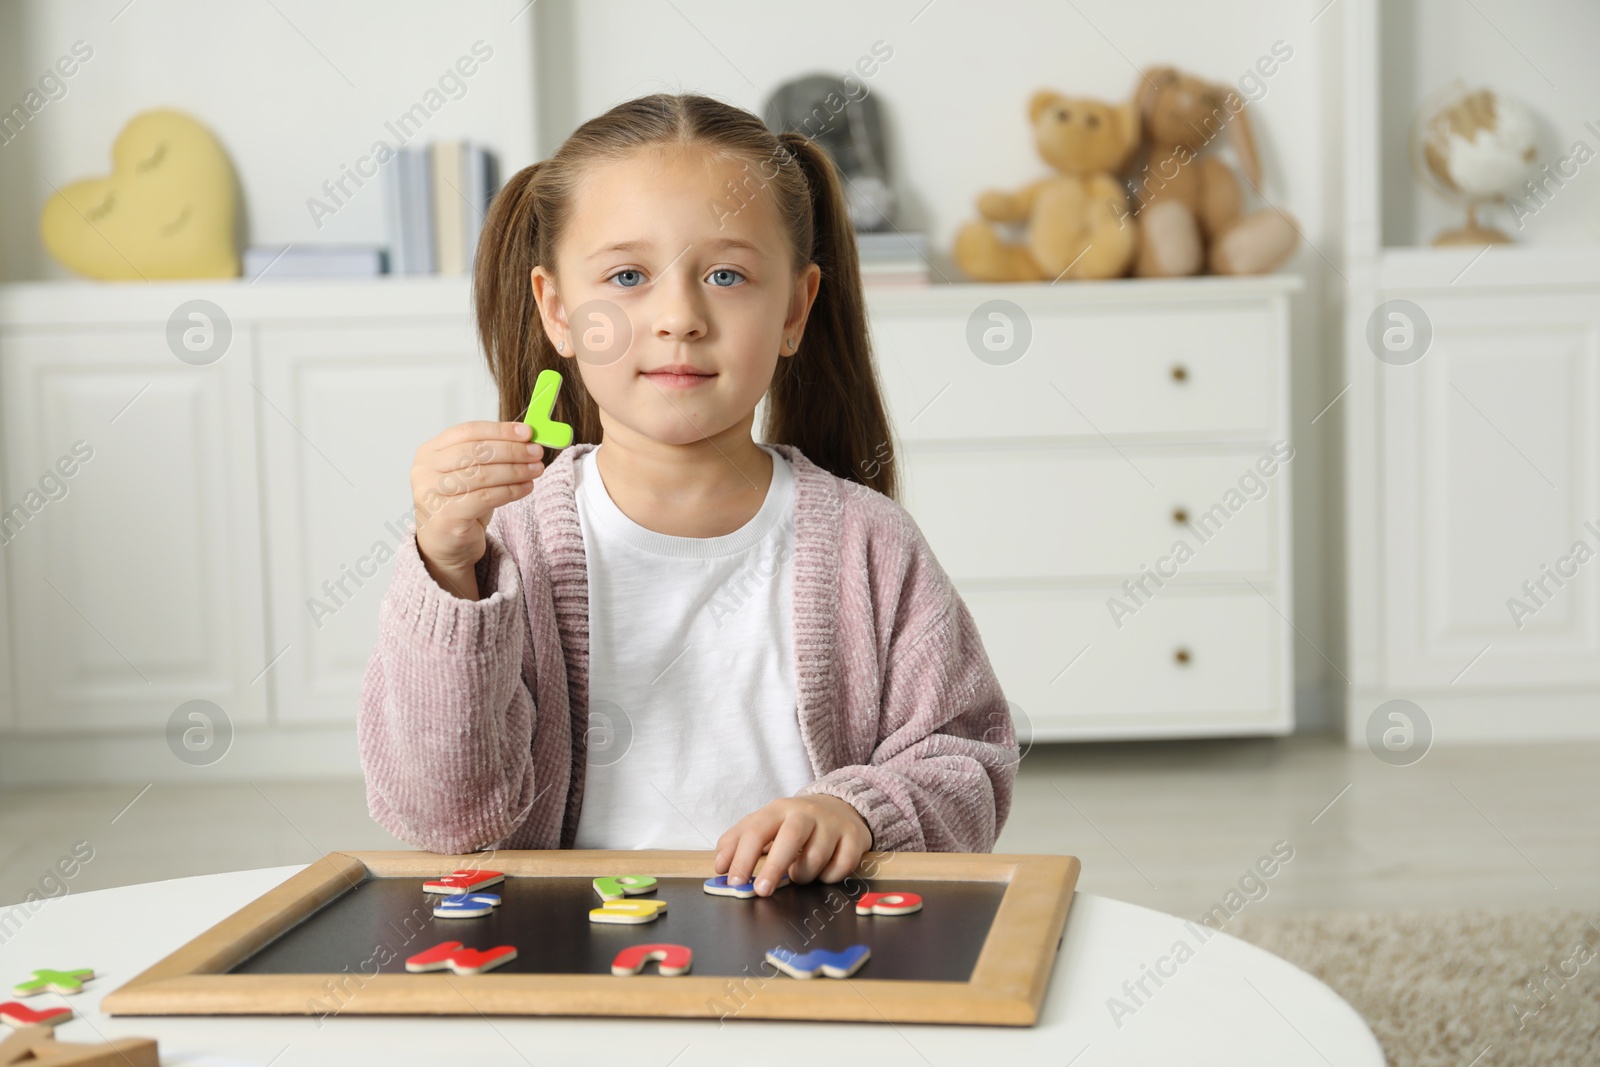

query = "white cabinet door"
1380;289;1600;688
256;321;500;724
0;327;267;731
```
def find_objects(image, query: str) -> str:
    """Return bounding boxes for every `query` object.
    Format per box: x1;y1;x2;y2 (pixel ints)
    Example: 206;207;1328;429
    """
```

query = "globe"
1409;83;1539;246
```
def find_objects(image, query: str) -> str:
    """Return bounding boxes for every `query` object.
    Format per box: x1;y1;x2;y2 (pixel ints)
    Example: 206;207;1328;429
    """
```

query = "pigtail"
474;160;604;444
764;132;899;502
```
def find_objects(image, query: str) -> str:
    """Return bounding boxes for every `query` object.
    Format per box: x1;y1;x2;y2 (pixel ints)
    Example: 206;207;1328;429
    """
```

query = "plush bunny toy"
1123;65;1299;276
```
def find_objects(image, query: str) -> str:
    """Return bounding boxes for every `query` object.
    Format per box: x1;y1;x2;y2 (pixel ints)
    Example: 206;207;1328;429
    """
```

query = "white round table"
1;866;1383;1065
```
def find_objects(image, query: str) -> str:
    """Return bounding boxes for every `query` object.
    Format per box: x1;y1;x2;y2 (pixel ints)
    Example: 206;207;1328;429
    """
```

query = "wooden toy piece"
0;1001;72;1029
432;892;502;919
404;941;518;976
0;1024;159;1067
764;944;871;980
588;898;669;925
702;872;792;898
592;875;659;902
610;943;693;977
421;869;505;895
522;368;574;448
855;891;924;916
10;969;94;997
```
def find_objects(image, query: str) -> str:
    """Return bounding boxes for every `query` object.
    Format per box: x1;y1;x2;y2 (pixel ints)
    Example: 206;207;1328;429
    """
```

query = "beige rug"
1228;909;1600;1066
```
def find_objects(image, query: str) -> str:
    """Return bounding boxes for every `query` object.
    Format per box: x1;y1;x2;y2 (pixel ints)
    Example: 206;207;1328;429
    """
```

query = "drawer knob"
1173;647;1192;665
1172;506;1189;525
1170;363;1189;382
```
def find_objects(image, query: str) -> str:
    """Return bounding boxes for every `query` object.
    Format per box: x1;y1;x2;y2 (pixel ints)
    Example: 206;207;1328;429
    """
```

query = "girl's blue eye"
708;268;745;287
609;269;644;288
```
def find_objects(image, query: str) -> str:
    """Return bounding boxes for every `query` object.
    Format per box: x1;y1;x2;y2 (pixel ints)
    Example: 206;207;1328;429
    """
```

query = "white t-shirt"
571;443;816;850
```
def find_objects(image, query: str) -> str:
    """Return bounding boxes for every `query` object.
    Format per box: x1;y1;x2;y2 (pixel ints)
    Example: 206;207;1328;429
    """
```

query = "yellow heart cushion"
40;109;240;280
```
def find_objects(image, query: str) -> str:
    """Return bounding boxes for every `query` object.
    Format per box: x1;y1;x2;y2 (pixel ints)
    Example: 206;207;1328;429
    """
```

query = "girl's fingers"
443;461;543;491
725;813;783;890
433;420;532;448
417;461;541;505
819;827;869;883
789;828;839;885
712;833;735;874
416;425;539;480
441;439;544;467
427;438;544;470
751;814;814;895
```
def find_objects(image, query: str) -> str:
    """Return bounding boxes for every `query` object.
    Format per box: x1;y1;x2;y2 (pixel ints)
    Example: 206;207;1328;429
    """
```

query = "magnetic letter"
0;1000;73;1027
703;873;790;898
855;891;923;916
404;940;517;975
611;943;693;976
764;944;871;979
432;892;501;918
589;899;669;925
422;869;505;894
522;368;574;447
11;969;94;997
593;875;658;901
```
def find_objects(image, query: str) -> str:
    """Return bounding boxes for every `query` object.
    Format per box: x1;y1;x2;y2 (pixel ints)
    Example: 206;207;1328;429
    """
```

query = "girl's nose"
651;271;708;341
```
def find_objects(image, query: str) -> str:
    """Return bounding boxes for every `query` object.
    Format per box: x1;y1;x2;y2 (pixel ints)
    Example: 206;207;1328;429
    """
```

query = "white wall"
0;0;538;280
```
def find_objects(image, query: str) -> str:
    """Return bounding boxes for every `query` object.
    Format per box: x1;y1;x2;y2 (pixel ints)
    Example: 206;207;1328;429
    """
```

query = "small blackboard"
102;849;1079;1026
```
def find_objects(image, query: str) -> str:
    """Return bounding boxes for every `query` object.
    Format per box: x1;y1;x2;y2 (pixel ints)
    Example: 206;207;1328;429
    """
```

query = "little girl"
358;92;1018;897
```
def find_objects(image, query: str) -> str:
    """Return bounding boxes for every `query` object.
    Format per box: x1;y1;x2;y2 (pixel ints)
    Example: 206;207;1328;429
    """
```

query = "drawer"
901;445;1286;581
963;586;1290;738
871;299;1278;441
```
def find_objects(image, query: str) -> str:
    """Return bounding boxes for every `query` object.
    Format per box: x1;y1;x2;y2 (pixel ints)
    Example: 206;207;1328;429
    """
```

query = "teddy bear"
954;90;1140;282
1121;65;1299;277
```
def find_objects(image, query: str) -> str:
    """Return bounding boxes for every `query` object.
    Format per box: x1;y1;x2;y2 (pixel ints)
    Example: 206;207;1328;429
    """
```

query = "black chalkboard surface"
104;851;1080;1025
231;875;1006;982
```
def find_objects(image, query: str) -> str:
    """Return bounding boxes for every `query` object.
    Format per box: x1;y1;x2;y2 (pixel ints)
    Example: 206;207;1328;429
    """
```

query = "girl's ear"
529;265;571;355
781;262;822;358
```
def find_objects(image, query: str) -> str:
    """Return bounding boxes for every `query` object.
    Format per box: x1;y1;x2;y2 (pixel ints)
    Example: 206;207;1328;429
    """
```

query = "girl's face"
532;146;820;448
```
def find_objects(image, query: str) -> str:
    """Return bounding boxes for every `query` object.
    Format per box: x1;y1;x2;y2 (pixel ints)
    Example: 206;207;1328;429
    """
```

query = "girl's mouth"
641;365;715;389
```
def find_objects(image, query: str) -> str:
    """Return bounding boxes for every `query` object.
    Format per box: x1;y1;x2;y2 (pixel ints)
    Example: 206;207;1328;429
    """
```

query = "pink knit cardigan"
357;441;1017;856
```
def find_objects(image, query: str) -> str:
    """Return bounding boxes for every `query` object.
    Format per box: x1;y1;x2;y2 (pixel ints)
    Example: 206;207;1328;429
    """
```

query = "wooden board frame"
101;850;1079;1026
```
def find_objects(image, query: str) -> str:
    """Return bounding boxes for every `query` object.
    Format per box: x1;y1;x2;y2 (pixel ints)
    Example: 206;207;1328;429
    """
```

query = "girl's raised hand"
411;420;544;597
715;795;873;896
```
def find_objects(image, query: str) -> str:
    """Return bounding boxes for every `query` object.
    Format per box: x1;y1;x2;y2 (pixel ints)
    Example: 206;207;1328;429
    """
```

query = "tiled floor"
3;735;1596;918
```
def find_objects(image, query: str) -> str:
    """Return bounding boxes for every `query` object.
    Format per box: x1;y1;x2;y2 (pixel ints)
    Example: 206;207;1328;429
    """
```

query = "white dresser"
0;273;1299;782
869;277;1300;741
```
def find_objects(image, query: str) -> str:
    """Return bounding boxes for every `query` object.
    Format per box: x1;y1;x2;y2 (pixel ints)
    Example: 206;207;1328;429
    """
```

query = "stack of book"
241;143;500;281
385;141;501;275
856;230;931;287
243;245;386;281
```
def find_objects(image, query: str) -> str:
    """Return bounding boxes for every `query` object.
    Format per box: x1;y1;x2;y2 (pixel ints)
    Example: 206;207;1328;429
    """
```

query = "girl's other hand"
411;421;544;595
715;795;873;896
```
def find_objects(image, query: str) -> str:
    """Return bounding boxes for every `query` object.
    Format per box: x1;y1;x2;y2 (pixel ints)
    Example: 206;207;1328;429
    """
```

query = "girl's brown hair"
473;92;897;501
